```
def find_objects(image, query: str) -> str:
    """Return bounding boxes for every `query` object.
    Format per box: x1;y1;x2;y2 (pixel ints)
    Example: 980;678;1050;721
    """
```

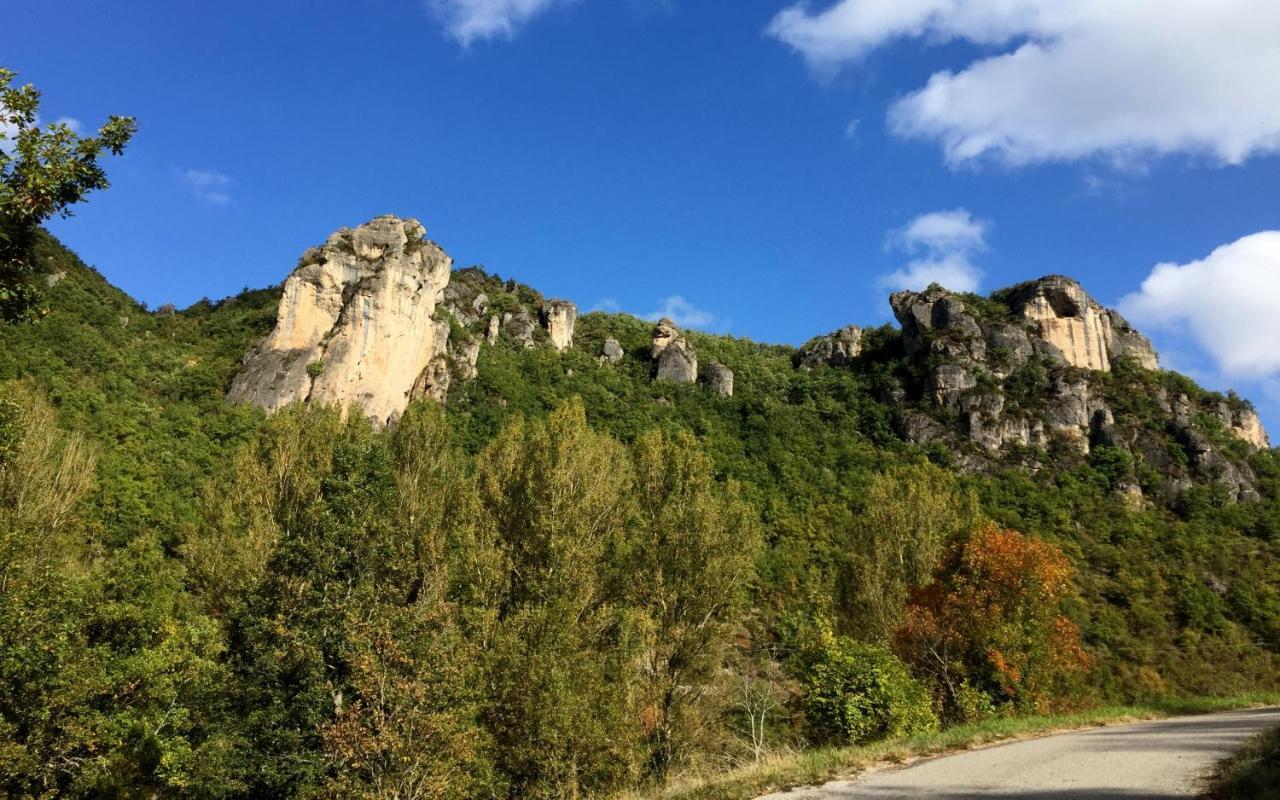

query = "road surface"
758;707;1280;800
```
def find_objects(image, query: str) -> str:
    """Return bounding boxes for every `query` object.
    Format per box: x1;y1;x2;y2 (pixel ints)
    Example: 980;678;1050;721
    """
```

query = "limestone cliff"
228;218;593;424
874;276;1267;500
226;215;451;426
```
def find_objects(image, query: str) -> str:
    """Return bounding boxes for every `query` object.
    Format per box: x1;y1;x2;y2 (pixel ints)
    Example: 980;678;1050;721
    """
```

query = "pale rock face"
456;340;482;381
927;364;976;410
656;338;697;384
651;317;680;359
1219;403;1270;450
541;300;577;352
1015;278;1114;371
1005;276;1159;371
226;215;451;426
600;337;624;364
486;315;500;345
798;325;863;369
502;307;537;349
700;362;734;397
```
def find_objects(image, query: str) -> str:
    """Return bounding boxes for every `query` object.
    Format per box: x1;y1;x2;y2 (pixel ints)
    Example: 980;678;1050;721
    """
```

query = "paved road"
758;707;1280;800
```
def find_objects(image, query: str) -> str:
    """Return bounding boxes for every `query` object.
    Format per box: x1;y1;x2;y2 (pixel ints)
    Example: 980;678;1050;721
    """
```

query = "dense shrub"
803;633;938;745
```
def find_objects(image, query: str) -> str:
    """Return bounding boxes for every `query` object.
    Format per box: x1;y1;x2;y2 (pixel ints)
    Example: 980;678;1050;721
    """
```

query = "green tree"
1;68;135;321
0;386;97;796
476;400;640;799
842;462;981;638
628;428;761;782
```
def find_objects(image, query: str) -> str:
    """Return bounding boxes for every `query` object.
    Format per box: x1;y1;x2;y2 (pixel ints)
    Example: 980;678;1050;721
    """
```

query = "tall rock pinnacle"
227;215;452;426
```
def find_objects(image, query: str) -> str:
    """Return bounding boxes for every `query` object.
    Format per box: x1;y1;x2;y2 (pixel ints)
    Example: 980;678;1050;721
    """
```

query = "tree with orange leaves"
894;524;1092;720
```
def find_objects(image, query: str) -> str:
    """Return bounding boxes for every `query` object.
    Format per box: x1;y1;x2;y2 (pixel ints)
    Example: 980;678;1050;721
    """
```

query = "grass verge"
1205;721;1280;800
620;693;1280;800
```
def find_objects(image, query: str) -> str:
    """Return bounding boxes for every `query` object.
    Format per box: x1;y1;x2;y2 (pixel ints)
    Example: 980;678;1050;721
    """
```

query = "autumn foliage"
894;524;1092;719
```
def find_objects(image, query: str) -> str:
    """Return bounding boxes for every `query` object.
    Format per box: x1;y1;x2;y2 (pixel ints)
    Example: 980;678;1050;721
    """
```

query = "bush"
804;634;938;745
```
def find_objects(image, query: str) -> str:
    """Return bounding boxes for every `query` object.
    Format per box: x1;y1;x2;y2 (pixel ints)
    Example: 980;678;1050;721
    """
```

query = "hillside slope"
2;224;1279;797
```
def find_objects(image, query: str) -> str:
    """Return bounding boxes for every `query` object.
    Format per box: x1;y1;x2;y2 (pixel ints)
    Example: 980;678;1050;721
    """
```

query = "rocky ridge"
885;277;1267;501
228;216;1268;502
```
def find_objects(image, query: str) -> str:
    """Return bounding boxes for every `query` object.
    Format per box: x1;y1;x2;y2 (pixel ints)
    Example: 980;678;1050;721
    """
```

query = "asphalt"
757;707;1280;800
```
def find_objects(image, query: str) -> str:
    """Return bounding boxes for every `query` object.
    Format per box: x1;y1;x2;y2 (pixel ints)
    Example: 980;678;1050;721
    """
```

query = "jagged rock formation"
1000;276;1159;371
600;337;623;364
651;318;697;384
798;325;862;369
874;276;1267;500
891;276;1158;376
700;362;734;397
651;317;680;359
1219;402;1270;449
227;215;451;426
541;300;577;351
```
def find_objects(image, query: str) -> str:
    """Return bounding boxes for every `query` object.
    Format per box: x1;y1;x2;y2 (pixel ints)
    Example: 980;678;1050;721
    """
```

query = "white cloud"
183;169;232;206
768;0;1280;167
645;295;717;330
0;120;16;156
878;209;987;293
426;0;571;45
1119;232;1280;380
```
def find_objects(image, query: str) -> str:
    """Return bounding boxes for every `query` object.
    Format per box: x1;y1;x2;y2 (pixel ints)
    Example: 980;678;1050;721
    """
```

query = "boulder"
700;362;734;397
656;338;697;384
600;337;624;364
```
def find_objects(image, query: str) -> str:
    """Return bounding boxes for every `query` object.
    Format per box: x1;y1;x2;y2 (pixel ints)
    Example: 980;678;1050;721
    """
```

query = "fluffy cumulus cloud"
1120;232;1280;379
645;295;717;329
426;0;571;45
878;209;986;293
768;0;1280;166
183;169;232;206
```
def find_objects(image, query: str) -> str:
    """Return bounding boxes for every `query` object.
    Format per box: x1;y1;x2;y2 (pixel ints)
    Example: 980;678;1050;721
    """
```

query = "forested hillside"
1;230;1278;799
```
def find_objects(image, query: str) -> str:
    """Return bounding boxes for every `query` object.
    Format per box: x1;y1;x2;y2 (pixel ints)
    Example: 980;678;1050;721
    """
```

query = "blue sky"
8;0;1280;431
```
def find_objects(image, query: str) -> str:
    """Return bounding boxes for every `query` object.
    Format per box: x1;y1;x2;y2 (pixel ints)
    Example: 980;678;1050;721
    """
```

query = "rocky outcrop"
1218;402;1270;450
700;362;734;397
541;300;577;352
599;337;623;364
227;215;451;426
891;276;1159;376
502;307;537;349
651;317;680;359
798;325;862;369
878;275;1268;501
656;339;697;384
999;276;1159;371
650;318;697;383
